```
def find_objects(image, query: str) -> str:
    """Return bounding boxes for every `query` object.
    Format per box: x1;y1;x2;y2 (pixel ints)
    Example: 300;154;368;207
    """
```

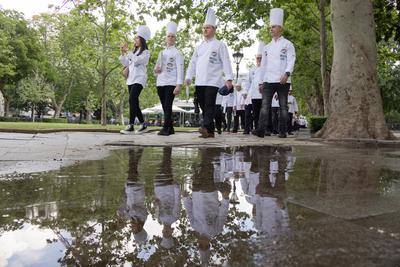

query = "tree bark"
319;0;330;116
316;0;393;139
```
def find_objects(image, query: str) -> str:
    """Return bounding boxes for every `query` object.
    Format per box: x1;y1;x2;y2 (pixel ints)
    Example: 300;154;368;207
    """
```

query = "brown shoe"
198;127;208;138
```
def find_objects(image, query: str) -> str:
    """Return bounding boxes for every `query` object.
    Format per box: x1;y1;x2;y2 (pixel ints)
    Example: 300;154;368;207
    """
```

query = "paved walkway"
0;129;399;176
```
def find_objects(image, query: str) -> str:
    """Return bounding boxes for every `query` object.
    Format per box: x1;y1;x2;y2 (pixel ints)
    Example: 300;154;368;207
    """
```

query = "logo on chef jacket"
280;48;287;61
166;57;175;72
209;51;220;64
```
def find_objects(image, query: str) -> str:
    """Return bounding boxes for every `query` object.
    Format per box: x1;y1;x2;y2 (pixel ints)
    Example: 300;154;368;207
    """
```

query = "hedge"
309;116;327;133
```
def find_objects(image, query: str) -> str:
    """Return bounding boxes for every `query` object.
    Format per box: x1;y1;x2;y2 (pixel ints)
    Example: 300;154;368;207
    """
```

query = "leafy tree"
0;9;43;116
16;71;54;121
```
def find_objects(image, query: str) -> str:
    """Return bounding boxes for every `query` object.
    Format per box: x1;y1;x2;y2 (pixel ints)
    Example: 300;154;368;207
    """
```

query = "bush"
0;117;22;122
309;116;327;133
41;118;68;123
385;111;400;130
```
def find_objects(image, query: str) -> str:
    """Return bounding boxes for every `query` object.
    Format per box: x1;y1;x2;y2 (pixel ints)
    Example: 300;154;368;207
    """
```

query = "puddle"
1;146;400;266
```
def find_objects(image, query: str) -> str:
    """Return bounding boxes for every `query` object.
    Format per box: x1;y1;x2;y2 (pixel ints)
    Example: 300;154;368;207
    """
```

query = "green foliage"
384;110;400;130
0;117;21;122
41;118;68;123
309;116;327;133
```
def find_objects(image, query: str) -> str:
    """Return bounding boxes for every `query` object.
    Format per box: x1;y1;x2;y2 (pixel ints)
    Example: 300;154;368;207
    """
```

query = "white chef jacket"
233;89;246;111
155;46;184;86
186;38;233;87
288;95;298;114
240;172;260;205
222;93;235;110
154;184;181;225
249;66;263;100
260;36;295;83
183;192;229;238
271;93;280;107
120;49;150;86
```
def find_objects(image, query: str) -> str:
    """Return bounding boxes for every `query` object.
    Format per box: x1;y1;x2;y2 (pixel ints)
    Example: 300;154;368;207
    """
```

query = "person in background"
243;77;253;135
119;25;151;134
222;91;234;132
287;88;299;135
185;8;233;138
249;43;264;131
271;93;280;135
232;81;246;133
154;22;184;136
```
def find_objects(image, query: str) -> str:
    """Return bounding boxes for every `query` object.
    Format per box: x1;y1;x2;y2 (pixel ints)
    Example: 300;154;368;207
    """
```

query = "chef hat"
166;21;178;36
270;8;284;27
204;8;217;27
137;25;151;41
133;229;148;244
257;41;265;56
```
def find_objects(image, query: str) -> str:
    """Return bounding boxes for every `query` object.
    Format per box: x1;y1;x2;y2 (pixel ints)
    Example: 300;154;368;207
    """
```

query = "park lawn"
0;122;196;132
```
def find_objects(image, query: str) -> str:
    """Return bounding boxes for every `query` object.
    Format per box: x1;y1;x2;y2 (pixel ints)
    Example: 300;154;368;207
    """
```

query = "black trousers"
244;104;253;132
128;83;144;125
287;112;294;133
195;86;218;133
157;86;175;128
258;83;290;134
272;107;280;134
225;106;233;131
215;104;224;132
251;99;262;130
233;109;245;132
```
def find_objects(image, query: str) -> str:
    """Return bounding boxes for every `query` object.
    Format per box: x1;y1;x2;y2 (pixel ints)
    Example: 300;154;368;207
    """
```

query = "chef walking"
185;8;234;138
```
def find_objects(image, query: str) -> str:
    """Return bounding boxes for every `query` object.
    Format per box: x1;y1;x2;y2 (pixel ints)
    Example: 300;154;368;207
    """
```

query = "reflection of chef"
253;148;288;237
183;148;231;265
285;148;296;181
118;148;148;244
153;147;181;249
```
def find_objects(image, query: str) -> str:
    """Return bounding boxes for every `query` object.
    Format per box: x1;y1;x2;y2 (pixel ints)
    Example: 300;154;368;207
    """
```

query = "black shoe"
264;131;271;136
288;132;294;135
120;124;134;134
168;127;175;135
243;131;250;135
278;133;287;138
157;128;169;136
252;129;264;138
136;123;148;134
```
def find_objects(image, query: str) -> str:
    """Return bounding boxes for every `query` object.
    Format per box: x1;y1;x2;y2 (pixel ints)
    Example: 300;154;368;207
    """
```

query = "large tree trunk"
319;0;330;116
316;0;393;139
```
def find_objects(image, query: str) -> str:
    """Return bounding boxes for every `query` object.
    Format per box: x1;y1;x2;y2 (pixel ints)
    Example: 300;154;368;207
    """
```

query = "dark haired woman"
119;25;151;134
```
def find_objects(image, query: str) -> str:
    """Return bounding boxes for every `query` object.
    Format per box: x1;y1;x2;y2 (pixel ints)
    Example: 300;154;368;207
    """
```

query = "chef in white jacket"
118;148;148;244
154;22;184;136
287;88;299;135
221;92;235;132
232;80;246;133
186;8;233;138
248;42;264;131
253;8;296;139
120;25;151;134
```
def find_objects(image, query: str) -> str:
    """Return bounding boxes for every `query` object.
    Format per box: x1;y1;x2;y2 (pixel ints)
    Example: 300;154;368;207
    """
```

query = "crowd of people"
119;7;299;138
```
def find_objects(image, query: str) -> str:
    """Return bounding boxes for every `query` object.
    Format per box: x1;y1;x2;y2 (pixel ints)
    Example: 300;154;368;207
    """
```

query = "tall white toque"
269;8;284;27
166;21;178;35
137;25;151;41
204;8;217;27
257;41;265;56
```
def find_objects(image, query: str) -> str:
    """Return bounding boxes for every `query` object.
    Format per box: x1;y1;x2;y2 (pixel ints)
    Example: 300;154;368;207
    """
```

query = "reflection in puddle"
0;146;400;266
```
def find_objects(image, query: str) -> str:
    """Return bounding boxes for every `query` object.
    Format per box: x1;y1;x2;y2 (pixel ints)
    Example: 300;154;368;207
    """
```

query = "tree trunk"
316;0;393;139
101;78;107;126
319;0;330;116
31;104;35;122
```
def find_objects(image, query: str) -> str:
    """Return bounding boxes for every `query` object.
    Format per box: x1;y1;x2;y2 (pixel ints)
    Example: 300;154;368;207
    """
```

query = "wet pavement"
0;145;399;266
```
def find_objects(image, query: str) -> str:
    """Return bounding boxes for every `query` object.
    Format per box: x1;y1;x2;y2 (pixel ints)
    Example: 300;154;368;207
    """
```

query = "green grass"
0;122;197;132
